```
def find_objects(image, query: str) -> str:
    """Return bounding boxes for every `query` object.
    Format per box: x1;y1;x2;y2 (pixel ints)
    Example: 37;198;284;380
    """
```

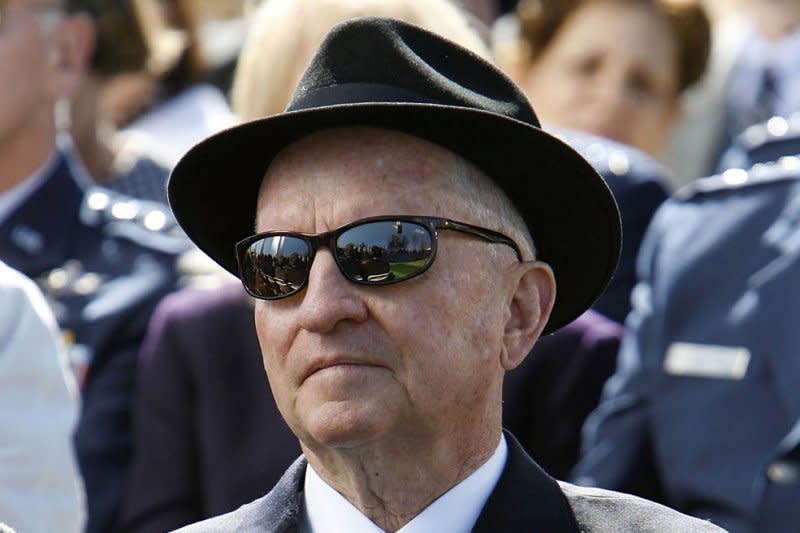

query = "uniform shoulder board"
738;115;800;152
79;186;190;255
552;128;668;183
718;114;800;169
675;155;800;201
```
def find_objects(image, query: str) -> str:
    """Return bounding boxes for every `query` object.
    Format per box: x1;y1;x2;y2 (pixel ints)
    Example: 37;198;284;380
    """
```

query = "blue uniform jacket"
558;131;670;323
0;152;189;532
573;156;800;533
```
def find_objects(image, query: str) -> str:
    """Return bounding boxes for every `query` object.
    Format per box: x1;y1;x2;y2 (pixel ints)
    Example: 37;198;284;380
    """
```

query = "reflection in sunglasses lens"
336;221;433;283
244;235;311;297
242;219;436;299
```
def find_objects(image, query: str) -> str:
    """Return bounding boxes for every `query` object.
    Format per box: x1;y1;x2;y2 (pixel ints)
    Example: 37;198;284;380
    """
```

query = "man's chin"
298;401;398;451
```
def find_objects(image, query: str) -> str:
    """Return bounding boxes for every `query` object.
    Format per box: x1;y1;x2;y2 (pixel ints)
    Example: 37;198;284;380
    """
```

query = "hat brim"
168;102;621;334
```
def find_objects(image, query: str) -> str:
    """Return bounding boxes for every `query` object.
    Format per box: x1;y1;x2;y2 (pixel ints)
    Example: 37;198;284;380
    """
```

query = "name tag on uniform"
664;343;750;380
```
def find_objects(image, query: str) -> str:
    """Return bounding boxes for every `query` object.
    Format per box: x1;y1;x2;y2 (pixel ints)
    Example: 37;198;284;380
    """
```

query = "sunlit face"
520;1;680;155
0;2;63;154
252;127;520;453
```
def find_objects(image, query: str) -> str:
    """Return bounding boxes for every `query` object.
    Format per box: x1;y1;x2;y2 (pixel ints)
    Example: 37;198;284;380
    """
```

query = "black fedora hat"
168;16;621;334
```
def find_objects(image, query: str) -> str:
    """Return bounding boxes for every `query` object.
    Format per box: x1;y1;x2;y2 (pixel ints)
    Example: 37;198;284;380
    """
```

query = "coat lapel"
253;456;305;533
473;432;579;532
261;433;580;533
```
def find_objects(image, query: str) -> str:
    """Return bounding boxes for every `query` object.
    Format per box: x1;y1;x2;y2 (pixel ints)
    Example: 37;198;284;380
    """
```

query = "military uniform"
573;152;800;533
717;114;800;171
0;150;190;533
557;130;670;323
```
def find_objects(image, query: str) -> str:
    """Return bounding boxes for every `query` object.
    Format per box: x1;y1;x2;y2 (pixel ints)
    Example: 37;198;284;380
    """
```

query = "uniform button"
767;116;789;137
767;461;800;485
87;191;111;211
608;150;631;176
111;200;139;220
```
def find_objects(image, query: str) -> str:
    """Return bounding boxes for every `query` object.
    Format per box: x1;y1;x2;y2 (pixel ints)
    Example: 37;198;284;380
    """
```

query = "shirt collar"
302;434;508;533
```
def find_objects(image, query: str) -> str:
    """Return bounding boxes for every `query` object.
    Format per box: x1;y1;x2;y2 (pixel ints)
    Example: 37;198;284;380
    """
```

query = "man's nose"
296;248;368;333
592;78;633;116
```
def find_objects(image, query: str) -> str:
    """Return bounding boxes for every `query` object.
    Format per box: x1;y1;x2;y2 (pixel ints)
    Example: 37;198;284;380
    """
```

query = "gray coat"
175;433;725;532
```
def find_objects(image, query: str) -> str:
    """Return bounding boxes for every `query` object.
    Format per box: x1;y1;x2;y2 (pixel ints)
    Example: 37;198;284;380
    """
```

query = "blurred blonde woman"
231;0;490;120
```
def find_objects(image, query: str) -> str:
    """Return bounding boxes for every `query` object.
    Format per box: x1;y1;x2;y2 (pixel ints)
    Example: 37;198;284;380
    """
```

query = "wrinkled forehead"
254;127;476;229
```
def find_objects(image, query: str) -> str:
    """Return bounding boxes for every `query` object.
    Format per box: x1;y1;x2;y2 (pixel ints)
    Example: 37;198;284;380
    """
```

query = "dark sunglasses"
236;215;522;300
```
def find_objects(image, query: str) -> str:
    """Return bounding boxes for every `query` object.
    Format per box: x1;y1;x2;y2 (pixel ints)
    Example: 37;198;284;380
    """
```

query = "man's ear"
48;13;95;100
500;261;556;371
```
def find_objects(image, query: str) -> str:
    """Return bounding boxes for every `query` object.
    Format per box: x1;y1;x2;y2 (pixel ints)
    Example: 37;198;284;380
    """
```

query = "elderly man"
167;17;725;532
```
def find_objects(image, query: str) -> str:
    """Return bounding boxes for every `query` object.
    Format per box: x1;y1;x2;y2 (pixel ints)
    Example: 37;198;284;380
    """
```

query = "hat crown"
286;17;540;127
168;15;620;335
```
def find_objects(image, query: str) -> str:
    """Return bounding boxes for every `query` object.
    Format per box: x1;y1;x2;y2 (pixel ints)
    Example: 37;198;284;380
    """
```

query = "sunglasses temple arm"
436;219;523;261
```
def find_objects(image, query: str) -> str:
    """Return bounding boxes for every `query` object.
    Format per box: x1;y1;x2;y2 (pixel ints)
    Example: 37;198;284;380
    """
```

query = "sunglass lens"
336;220;433;284
241;235;312;298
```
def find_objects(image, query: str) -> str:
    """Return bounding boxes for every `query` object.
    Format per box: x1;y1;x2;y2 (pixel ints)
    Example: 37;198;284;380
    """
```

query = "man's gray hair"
447;154;536;261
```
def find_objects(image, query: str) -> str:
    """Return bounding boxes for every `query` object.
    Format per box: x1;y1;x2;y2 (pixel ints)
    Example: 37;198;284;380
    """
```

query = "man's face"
0;1;66;152
253;128;519;453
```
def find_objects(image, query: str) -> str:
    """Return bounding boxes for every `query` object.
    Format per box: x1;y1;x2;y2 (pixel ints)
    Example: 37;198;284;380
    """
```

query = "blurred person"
496;0;692;322
161;0;253;94
65;0;173;203
494;0;702;321
165;16;724;532
0;1;188;531
503;306;623;478
114;0;239;167
458;0;500;26
496;0;710;161
663;0;800;186
230;0;490;120
573;128;800;531
0;260;83;533
119;282;300;532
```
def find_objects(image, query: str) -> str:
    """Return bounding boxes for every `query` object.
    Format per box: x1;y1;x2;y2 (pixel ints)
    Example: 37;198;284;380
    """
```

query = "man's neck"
70;76;115;181
0;119;58;195
301;424;502;532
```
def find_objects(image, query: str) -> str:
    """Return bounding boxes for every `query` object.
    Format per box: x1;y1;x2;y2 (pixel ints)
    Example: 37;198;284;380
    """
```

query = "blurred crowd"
2;0;800;532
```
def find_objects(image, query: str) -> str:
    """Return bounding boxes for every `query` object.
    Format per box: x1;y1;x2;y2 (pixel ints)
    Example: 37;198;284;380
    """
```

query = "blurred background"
3;0;800;532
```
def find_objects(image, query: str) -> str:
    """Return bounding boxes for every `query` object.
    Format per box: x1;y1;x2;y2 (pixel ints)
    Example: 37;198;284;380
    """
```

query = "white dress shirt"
301;434;508;533
0;261;85;533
